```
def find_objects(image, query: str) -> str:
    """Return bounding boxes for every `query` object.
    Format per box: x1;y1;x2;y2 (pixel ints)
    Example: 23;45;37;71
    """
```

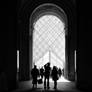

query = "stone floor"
12;77;83;92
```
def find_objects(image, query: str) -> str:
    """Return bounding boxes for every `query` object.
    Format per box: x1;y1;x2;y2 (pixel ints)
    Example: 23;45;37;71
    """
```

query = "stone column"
19;20;30;81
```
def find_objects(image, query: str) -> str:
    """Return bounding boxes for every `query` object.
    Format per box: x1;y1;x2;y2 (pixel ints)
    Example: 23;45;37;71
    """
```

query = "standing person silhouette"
58;68;62;78
40;67;44;80
51;66;59;89
31;65;39;88
44;62;51;89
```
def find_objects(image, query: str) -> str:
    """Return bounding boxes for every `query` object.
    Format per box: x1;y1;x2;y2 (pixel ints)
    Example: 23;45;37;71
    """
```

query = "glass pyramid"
33;15;65;69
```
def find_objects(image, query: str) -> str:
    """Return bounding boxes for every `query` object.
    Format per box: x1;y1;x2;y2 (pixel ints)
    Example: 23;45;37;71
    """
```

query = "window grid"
33;15;65;68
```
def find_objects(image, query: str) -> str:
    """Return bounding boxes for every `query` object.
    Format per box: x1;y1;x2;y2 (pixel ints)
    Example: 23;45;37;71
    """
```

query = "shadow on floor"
12;88;81;92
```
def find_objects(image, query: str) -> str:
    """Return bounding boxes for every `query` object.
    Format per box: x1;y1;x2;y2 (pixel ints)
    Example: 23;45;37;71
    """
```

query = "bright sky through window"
33;15;65;69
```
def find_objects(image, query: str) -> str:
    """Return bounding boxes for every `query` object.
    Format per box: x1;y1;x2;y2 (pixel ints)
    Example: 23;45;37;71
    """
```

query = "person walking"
51;66;59;89
44;62;51;89
31;65;39;88
40;67;44;80
58;68;62;78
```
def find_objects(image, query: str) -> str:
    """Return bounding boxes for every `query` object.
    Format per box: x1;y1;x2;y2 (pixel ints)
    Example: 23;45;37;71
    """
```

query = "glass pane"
33;15;65;69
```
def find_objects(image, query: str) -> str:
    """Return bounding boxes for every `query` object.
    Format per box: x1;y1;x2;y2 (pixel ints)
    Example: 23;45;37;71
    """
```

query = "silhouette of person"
31;65;39;88
58;68;62;78
51;66;59;89
40;67;44;80
44;62;51;89
62;68;64;76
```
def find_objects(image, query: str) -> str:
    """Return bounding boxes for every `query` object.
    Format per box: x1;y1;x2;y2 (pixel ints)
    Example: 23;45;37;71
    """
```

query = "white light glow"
33;15;65;69
74;50;76;72
39;76;70;82
17;50;19;70
50;76;70;82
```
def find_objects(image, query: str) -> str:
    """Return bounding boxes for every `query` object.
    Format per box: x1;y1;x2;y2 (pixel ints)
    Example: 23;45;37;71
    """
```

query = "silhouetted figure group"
31;62;63;89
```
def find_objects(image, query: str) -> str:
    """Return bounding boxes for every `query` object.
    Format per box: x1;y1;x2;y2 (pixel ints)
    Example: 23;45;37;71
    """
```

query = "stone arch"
29;3;68;79
18;1;76;81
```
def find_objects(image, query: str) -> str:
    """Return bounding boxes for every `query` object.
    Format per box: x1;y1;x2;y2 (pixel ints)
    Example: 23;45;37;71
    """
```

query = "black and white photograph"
0;0;92;92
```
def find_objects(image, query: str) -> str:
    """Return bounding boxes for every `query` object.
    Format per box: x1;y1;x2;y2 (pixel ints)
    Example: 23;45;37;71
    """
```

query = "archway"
29;3;69;81
17;0;76;83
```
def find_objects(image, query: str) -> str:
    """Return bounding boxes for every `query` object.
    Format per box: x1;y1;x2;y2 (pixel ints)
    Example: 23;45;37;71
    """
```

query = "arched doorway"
29;3;69;81
18;0;76;82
